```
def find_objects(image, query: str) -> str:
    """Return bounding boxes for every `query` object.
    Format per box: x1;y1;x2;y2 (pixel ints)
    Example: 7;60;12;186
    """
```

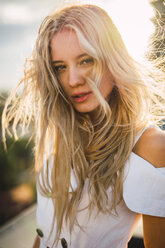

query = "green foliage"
0;137;34;190
0;91;35;191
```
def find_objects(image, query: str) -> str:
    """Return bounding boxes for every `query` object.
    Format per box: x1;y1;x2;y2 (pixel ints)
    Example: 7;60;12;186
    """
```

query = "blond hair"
2;4;165;245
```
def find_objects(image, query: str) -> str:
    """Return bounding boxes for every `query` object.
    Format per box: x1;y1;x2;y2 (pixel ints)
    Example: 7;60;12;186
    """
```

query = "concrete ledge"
0;204;37;248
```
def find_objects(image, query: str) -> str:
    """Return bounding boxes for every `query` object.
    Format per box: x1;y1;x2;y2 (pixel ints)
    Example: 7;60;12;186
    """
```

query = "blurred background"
0;0;164;247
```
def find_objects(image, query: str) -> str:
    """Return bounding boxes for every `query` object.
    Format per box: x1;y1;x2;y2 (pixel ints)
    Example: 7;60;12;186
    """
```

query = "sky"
0;0;155;91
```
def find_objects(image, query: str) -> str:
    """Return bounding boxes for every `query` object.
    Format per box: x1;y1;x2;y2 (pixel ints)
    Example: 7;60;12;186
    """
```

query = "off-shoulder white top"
36;128;165;248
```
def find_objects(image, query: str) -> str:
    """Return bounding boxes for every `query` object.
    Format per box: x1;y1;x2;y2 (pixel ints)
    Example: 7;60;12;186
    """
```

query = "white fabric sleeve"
123;152;165;217
39;239;46;248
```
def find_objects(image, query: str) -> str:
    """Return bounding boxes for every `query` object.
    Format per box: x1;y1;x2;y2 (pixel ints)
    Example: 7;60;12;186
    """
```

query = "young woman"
2;4;165;248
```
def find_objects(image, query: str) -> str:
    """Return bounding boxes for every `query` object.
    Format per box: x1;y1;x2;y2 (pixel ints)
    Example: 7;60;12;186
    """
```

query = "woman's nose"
68;67;84;87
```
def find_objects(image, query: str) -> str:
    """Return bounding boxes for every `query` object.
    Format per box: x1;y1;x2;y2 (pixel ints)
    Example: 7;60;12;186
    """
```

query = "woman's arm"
143;215;165;248
32;235;40;248
133;127;165;248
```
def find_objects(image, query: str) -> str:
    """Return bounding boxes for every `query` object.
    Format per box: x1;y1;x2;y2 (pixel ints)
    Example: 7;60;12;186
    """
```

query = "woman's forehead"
52;28;76;43
51;28;86;61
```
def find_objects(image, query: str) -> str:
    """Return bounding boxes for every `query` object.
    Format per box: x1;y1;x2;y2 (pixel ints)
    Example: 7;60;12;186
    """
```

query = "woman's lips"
71;92;92;103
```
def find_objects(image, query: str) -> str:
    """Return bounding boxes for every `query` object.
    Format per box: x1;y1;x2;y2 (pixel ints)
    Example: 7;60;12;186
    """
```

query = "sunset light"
89;0;155;61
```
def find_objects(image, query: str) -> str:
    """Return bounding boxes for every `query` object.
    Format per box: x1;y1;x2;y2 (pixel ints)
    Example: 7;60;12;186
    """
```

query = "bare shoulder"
133;127;165;168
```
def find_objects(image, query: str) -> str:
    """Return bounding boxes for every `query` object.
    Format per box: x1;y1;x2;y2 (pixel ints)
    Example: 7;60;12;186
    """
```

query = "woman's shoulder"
133;126;165;168
123;126;165;217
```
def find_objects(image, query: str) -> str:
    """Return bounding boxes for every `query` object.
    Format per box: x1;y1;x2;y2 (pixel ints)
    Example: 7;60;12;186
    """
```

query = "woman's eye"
80;58;94;65
54;65;66;73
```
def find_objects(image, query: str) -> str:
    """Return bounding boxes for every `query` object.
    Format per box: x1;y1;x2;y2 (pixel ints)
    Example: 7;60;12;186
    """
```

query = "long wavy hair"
2;3;165;245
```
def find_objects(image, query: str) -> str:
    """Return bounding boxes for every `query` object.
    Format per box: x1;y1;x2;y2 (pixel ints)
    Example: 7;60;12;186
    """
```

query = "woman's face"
51;28;114;114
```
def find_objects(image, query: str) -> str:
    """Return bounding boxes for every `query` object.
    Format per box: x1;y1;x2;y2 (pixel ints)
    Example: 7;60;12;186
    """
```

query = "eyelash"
54;57;94;73
80;58;94;65
54;65;66;73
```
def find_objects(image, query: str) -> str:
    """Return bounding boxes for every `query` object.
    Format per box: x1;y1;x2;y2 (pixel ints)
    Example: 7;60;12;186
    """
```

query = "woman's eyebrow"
53;60;64;64
52;53;89;64
77;53;89;59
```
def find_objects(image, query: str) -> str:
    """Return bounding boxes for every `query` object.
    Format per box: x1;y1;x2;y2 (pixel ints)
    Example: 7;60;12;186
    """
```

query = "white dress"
36;129;165;248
